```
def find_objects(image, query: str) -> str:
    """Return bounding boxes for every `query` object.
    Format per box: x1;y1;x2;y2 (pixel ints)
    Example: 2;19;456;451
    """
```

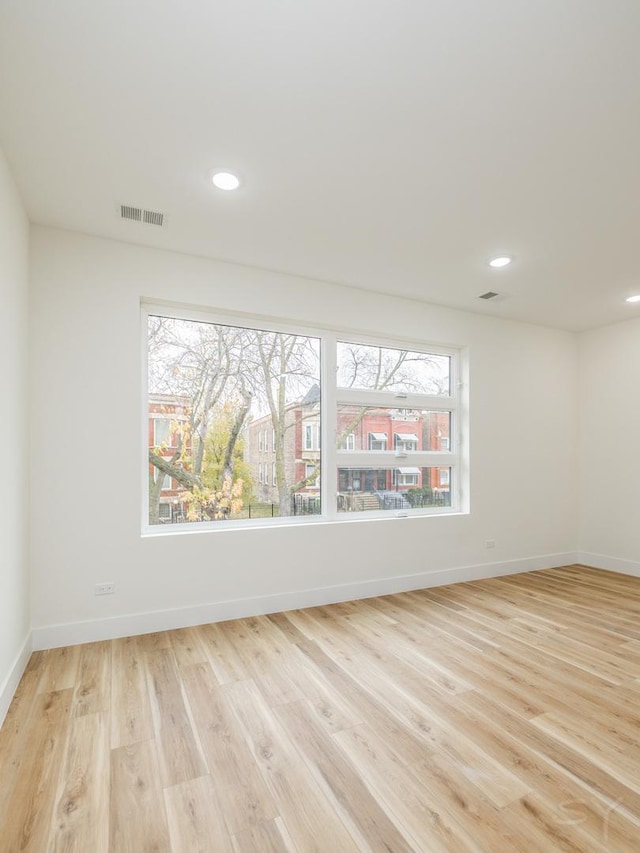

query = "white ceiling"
2;0;640;331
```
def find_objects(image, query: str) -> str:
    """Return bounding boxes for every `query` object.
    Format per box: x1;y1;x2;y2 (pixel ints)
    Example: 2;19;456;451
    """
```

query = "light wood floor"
2;565;640;851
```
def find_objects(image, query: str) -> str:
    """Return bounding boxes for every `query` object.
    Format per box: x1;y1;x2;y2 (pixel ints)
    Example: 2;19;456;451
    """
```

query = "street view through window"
146;313;457;526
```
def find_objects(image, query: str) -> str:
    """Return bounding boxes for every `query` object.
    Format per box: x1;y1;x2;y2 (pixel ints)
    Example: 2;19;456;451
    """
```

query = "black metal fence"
158;490;448;523
292;495;322;515
406;490;451;508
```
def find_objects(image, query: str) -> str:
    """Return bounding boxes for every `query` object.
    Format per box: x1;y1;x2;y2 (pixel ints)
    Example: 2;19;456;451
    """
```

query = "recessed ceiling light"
489;256;512;268
625;294;640;303
212;171;240;191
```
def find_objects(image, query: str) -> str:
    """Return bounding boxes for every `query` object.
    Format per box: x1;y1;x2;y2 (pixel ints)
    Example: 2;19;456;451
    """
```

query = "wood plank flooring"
2;565;640;851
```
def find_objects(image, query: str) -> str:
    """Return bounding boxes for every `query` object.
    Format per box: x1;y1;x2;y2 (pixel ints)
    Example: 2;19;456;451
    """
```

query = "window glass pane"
337;467;452;512
337;406;451;451
148;315;321;525
337;342;450;396
152;467;171;489
153;418;171;447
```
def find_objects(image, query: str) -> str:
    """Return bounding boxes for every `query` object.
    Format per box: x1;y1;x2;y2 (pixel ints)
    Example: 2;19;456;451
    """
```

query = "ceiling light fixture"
625;294;640;303
489;256;512;268
212;171;240;191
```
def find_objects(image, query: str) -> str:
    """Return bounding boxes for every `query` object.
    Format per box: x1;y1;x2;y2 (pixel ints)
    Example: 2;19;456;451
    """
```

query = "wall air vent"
478;291;499;300
119;204;166;228
143;209;164;227
120;204;142;222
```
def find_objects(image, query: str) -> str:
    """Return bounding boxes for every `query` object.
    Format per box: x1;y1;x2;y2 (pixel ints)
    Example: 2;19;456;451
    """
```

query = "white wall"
0;147;31;722
578;318;640;573
30;226;579;647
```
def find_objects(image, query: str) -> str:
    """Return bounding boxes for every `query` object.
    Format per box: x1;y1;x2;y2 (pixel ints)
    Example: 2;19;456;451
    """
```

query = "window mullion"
336;388;455;410
322;332;338;520
337;451;458;467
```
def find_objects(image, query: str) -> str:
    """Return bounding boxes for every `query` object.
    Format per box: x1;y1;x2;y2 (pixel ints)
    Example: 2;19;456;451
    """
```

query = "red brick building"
336;405;451;497
246;393;451;511
148;394;190;522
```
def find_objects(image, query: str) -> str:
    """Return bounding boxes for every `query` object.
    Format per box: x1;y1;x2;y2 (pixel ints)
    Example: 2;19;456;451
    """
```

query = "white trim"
31;553;578;650
141;309;150;530
338;387;454;411
0;633;32;729
576;552;640;577
338;450;458;467
143;298;461;356
321;333;337;504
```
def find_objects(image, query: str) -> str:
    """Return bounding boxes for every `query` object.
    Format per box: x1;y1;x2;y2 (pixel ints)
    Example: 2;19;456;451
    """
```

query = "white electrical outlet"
485;539;496;549
95;582;115;596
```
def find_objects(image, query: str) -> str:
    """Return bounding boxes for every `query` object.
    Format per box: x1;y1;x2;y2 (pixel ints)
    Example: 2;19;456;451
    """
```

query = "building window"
339;433;356;450
145;307;461;527
392;468;420;486
153;418;171;447
394;433;418;451
368;432;387;451
305;463;320;488
303;422;320;451
336;339;457;515
153;468;171;490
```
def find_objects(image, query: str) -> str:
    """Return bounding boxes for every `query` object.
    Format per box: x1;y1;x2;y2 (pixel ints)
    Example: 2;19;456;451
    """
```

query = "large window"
334;340;456;516
144;307;462;528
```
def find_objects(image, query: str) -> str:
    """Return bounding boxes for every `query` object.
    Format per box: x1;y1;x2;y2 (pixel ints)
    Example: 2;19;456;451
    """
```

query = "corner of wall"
0;632;33;728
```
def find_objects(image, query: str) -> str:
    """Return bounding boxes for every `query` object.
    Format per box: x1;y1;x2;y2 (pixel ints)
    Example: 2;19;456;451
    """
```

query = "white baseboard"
576;552;640;578
0;633;33;729
32;551;578;650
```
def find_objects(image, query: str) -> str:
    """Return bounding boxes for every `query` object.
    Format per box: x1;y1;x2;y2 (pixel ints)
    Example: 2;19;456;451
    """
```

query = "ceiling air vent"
119;204;166;228
478;291;499;300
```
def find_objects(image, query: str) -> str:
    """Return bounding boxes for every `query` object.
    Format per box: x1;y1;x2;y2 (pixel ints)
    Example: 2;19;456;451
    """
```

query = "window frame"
142;303;465;532
392;468;420;487
334;336;459;516
305;462;320;489
343;432;356;451
393;433;418;452
152;417;172;448
153;466;172;491
303;422;320;451
368;432;388;451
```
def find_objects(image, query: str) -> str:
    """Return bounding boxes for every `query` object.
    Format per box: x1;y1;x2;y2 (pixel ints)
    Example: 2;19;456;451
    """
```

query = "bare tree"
147;316;250;522
147;318;448;523
249;331;320;515
148;389;252;520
